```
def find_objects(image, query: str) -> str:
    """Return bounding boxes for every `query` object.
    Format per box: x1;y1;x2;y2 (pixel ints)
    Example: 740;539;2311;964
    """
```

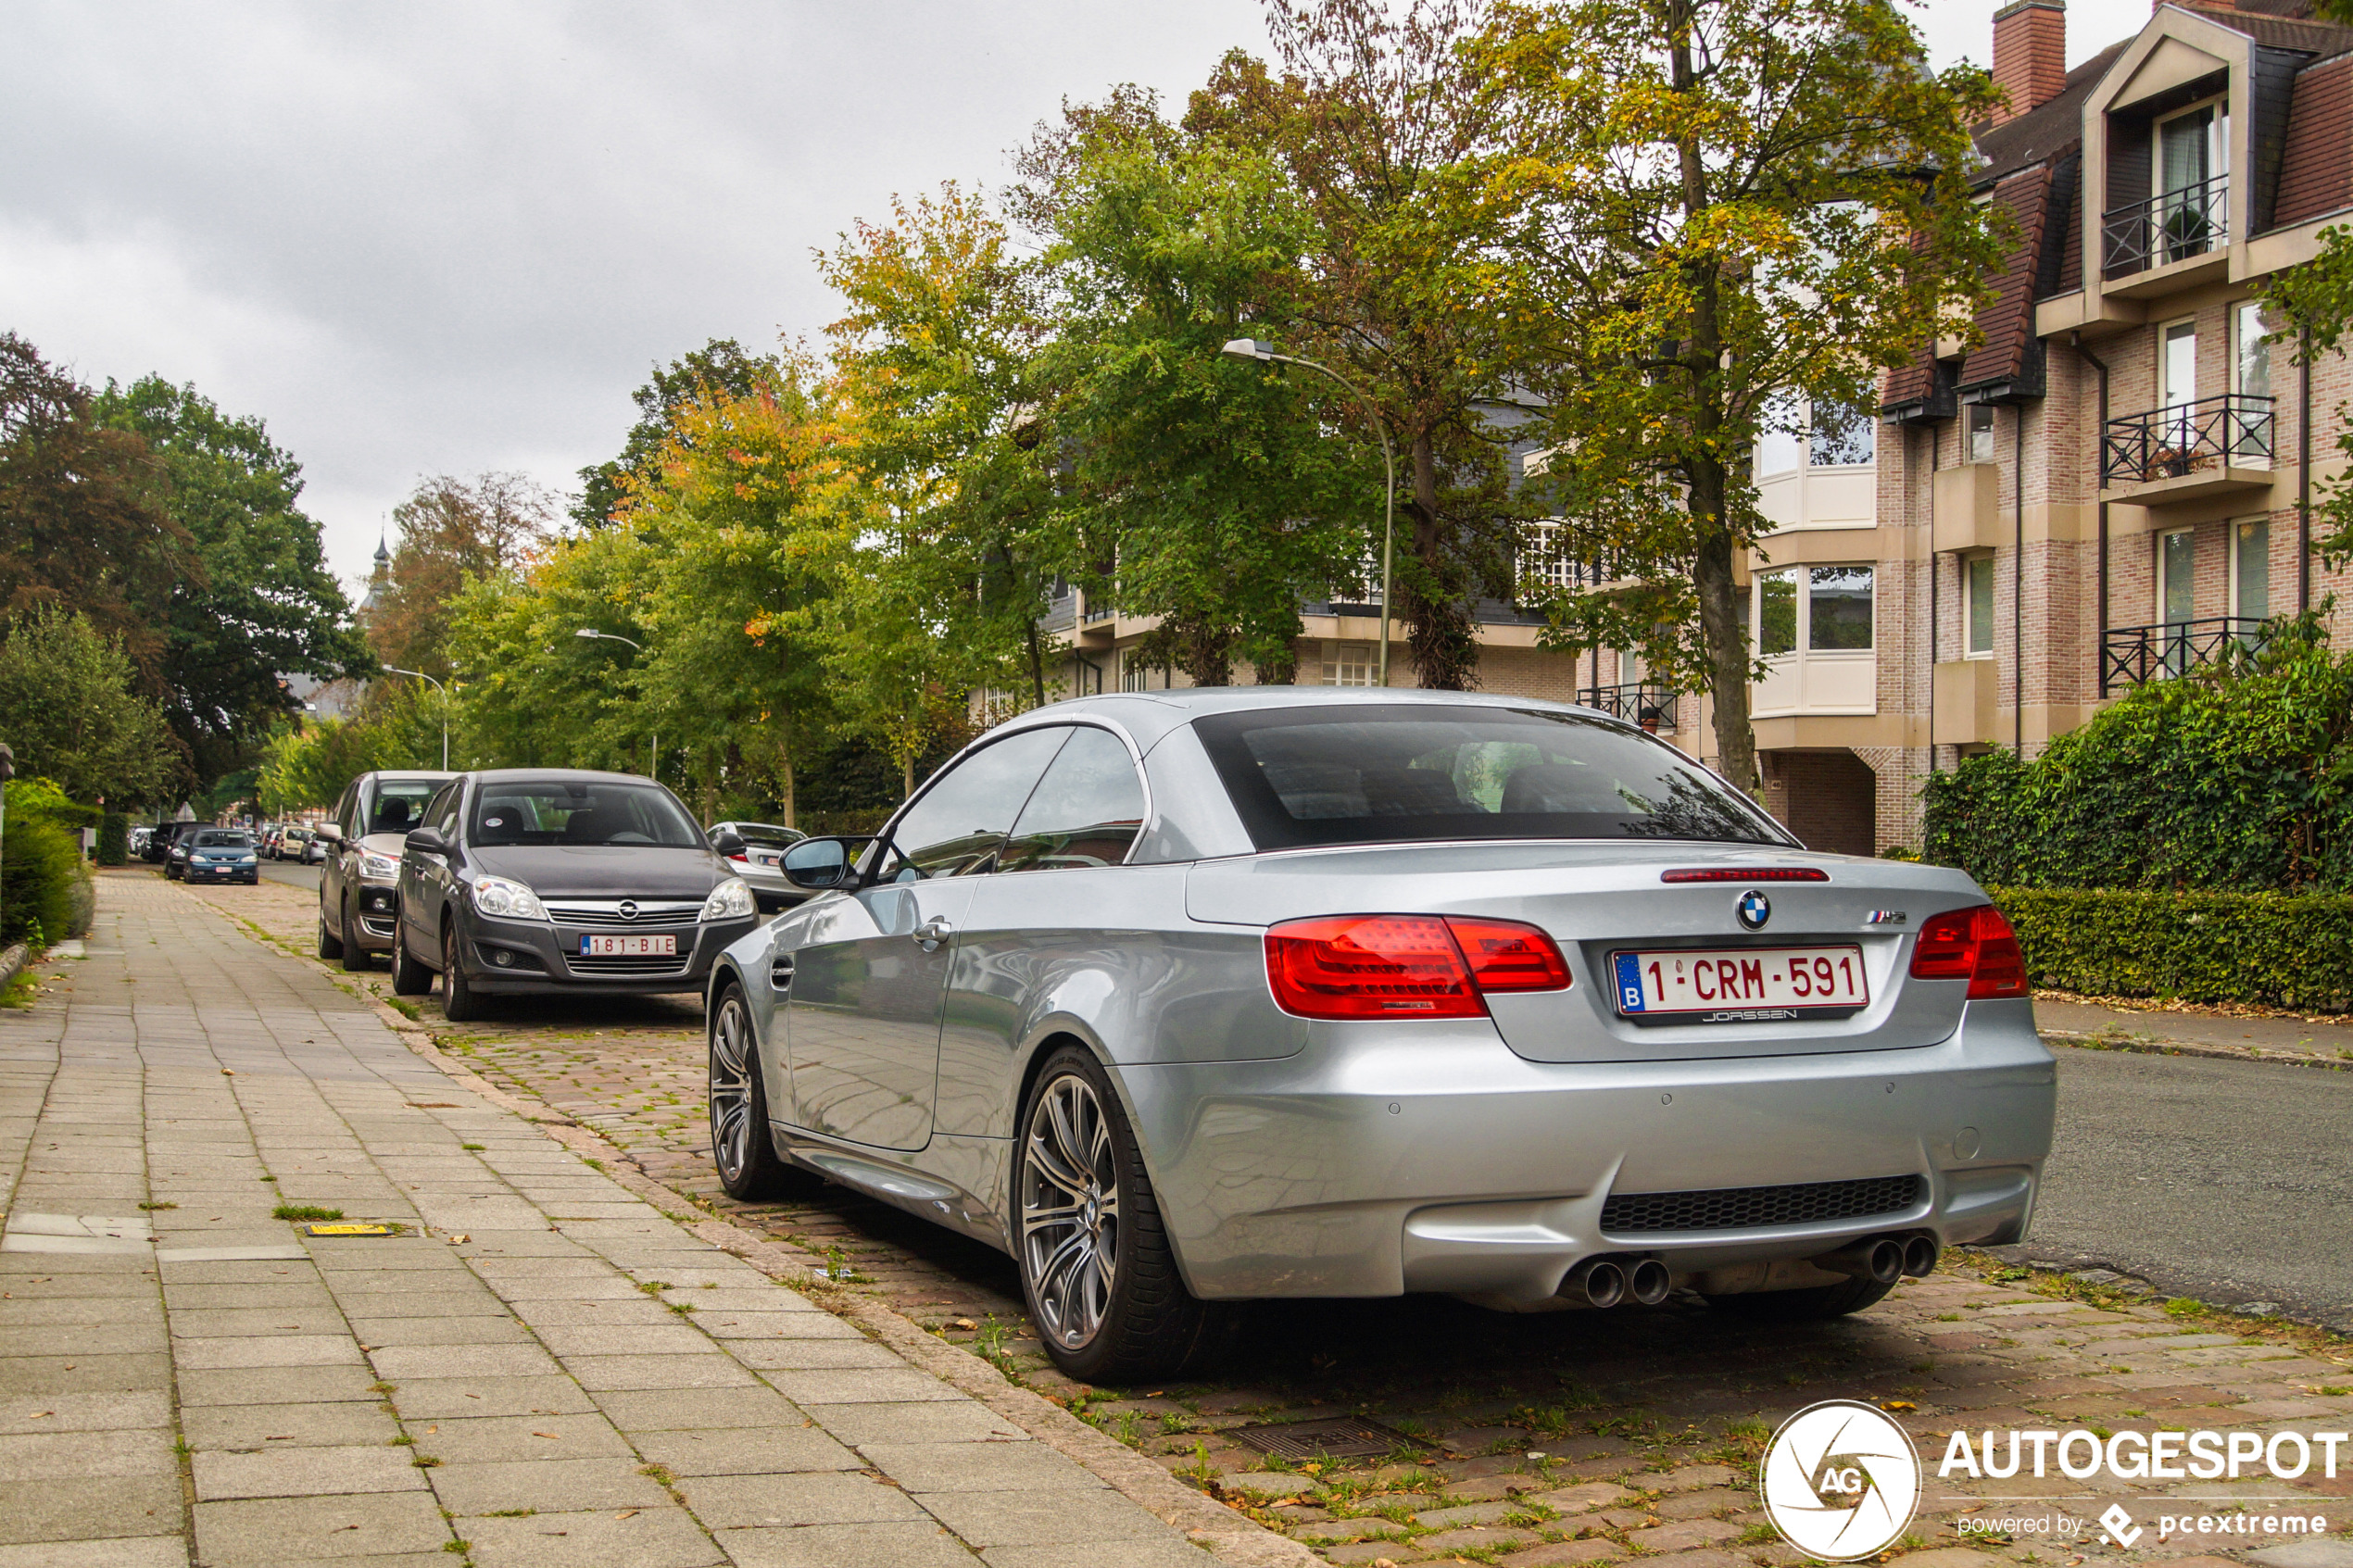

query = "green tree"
1186;3;1530;689
573;338;775;530
364;472;555;681
820;187;1060;727
2259;223;2353;564
0;332;195;684
0;607;180;806
1026;102;1373;684
93;375;371;783
1471;0;2007;787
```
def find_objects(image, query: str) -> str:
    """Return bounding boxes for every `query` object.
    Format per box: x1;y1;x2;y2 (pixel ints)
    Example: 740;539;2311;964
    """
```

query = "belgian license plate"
582;934;676;957
1612;945;1868;1019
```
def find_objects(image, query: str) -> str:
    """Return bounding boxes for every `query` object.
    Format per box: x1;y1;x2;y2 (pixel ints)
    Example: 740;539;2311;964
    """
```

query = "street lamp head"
1220;337;1277;362
574;627;601;639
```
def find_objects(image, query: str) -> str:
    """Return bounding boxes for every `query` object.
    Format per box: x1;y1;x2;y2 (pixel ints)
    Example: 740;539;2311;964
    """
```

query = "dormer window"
2154;97;2228;264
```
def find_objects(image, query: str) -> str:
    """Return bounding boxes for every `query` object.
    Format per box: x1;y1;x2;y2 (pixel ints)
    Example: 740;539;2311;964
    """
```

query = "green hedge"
96;813;129;866
1992;885;2353;1010
1;816;86;949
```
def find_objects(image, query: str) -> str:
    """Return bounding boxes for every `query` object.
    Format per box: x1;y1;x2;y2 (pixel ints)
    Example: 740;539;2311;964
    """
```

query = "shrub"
1992;884;2353;1009
1;815;82;948
1925;611;2353;891
96;813;129;866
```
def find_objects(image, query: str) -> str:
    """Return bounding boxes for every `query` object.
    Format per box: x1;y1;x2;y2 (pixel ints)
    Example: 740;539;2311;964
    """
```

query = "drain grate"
1228;1416;1420;1461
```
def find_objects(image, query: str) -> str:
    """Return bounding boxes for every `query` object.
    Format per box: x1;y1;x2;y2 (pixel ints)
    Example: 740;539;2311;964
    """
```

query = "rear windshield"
471;781;702;848
1193;704;1785;850
367;779;443;835
724;823;804;847
193;831;252;848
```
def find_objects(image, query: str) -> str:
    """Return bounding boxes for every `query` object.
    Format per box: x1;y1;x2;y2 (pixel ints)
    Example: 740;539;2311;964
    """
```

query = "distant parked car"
280;826;321;865
180;828;260;885
145;821;195;865
706;821;809;911
317;769;457;970
390;770;761;1022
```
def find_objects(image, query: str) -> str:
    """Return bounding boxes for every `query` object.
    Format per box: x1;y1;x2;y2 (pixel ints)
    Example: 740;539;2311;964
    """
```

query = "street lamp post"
574;629;655;782
382;668;448;771
1221;337;1398;688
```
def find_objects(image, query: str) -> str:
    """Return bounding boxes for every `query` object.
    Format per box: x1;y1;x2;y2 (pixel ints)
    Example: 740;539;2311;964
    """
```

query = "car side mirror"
781;836;864;890
404;826;450;857
314;822;342;844
711;829;747;859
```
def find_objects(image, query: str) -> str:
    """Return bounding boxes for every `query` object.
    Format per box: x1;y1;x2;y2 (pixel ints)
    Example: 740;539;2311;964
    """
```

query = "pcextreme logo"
1759;1400;1923;1562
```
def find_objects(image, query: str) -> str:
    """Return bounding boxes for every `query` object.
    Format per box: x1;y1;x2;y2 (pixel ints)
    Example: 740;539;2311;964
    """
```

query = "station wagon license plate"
582;934;676;957
1612;945;1867;1021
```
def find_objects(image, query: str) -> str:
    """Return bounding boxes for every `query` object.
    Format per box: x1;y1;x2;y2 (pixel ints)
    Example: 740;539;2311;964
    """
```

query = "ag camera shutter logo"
1760;1400;1921;1561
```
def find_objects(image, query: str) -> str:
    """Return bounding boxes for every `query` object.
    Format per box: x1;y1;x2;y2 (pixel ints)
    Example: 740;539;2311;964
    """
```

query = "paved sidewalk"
2036;998;2353;1066
0;873;1219;1567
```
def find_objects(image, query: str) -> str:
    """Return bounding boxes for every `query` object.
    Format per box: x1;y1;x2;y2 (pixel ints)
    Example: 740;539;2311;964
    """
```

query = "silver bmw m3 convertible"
706;689;2055;1380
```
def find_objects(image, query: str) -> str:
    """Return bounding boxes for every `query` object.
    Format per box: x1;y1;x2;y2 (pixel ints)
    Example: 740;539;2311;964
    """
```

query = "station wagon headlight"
699;877;756;922
360;851;400;881
470;875;547;921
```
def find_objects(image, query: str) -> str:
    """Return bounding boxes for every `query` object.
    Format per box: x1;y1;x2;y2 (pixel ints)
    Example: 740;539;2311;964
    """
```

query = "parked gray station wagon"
707;689;2056;1381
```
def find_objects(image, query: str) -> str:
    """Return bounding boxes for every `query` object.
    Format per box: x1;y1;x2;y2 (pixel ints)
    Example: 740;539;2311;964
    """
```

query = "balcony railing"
1578;681;1678;728
2101;393;2273;488
2101;618;2267;694
2103;174;2228;278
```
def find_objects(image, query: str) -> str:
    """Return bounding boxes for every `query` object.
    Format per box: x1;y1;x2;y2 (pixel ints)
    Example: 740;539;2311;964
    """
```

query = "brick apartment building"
1042;0;2353;859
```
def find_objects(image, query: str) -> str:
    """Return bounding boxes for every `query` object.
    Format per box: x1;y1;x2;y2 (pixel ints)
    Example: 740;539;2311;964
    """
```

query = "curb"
2039;1026;2352;1071
0;942;27;992
176;877;1314;1568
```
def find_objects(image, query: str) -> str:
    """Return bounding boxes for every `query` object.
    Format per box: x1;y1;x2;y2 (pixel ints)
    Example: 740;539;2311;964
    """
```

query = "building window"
1966;556;1995;657
1757;392;1804;476
2233;520;2269;622
2234;302;2275;462
1808;567;1873;650
1120;653;1151;693
1518;521;1574;595
2161;319;2197;411
2158;528;2196;624
1757;571;1799;656
1808;396;1874;467
1323;642;1376;687
1966;403;1996;467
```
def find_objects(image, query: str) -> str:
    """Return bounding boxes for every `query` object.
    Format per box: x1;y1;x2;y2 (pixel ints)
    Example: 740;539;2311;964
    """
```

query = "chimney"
1992;0;2068;124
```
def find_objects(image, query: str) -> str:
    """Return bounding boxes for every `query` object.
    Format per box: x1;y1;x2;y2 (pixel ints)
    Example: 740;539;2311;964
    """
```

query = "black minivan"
390;770;759;1021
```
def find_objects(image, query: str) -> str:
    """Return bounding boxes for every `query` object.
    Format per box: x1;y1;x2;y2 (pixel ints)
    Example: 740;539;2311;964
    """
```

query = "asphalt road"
2026;1043;2353;1329
258;860;321;892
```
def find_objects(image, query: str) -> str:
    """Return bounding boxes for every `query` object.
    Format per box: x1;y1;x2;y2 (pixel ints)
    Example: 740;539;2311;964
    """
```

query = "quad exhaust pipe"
1816;1232;1940;1285
1566;1255;1673;1309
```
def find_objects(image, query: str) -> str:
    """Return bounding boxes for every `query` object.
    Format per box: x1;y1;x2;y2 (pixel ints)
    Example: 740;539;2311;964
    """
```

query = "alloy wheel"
708;995;756;1185
1020;1073;1120;1350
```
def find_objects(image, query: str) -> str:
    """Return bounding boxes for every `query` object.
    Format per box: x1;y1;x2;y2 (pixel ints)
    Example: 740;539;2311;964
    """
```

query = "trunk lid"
1185;841;1990;1062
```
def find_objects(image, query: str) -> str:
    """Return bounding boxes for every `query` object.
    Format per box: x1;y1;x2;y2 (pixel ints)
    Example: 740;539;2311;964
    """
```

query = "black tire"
340;899;371;972
1014;1046;1238;1384
391;921;432;996
708;984;800;1200
440;921;484;1022
1704;1275;1896;1323
317;909;344;960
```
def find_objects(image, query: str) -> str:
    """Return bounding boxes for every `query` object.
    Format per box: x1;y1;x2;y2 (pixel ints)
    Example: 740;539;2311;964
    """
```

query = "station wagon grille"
565;953;693;978
1601;1174;1922;1234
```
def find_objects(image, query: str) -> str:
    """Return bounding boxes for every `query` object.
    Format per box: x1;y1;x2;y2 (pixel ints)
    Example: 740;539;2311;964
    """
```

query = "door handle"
912;916;954;951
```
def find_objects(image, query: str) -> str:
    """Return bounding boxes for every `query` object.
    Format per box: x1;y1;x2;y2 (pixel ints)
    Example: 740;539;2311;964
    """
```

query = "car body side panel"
1133;727;1254;863
937;866;1302;1146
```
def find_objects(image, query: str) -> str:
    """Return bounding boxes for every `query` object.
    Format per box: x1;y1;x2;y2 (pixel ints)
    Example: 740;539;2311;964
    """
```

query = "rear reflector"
1265;914;1570;1020
1661;868;1829;884
1908;904;2029;998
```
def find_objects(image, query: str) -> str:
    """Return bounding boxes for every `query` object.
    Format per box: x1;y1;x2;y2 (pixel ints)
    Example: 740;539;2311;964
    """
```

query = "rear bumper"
1115;997;2054;1303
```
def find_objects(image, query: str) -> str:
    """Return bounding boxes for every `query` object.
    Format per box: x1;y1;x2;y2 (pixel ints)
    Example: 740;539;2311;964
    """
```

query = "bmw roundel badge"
1736;889;1771;931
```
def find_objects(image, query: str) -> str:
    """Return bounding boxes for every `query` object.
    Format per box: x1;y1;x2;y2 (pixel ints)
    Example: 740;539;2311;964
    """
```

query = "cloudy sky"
6;0;2151;596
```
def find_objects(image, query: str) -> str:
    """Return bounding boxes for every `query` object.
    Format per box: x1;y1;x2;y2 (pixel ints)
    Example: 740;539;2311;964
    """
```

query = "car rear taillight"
1265;915;1570;1020
1908;904;2028;999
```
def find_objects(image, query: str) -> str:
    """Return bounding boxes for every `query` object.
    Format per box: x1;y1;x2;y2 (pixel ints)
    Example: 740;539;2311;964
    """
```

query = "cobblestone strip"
5;872;1238;1568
